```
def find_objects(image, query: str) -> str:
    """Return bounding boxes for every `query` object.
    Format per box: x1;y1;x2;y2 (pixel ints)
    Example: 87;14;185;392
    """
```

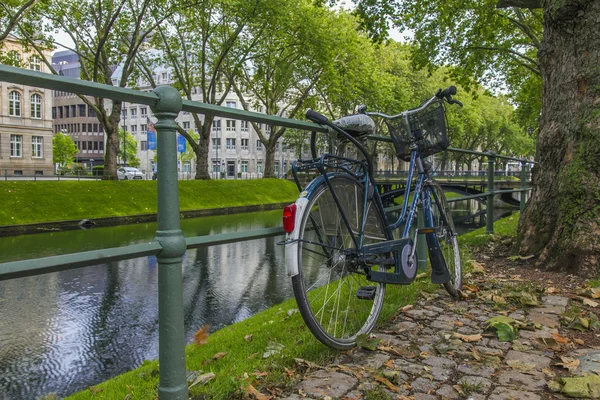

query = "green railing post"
417;207;428;271
520;162;528;214
486;152;495;234
152;86;187;400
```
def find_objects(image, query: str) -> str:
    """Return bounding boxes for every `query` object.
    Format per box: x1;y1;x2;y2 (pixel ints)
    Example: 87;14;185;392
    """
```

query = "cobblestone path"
279;268;600;400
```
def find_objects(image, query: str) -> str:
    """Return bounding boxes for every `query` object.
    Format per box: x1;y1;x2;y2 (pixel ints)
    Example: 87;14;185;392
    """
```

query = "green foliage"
118;129;140;168
52;132;78;166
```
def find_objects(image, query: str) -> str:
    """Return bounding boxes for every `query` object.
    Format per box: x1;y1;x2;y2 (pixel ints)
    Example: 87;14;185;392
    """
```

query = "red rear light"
283;204;297;233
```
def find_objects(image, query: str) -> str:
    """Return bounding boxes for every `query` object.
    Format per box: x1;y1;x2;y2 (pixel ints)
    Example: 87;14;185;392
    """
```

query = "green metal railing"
0;64;532;399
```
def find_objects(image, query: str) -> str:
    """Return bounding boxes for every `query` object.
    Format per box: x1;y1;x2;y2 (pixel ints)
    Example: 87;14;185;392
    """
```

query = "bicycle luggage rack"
291;154;367;191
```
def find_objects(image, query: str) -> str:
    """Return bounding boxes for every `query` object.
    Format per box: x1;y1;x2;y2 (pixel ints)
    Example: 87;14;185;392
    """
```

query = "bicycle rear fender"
285;196;309;277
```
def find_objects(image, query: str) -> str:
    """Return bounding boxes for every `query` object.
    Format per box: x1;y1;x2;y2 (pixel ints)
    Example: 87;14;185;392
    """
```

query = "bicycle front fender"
285;196;309;277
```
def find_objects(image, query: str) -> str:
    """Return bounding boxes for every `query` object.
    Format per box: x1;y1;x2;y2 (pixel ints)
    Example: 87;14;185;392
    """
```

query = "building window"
241;121;249;132
82;141;87;150
226;120;236;131
212;120;221;131
241;161;248;172
256;140;262;150
35;170;43;176
212;138;221;149
88;141;92;150
275;143;279;151
9;91;21;116
52;107;57;119
130;108;137;117
226;101;236;108
10;135;22;157
78;104;86;116
65;105;69;118
183;121;190;130
88;107;96;117
99;141;104;151
141;141;148;150
141;124;147;133
131;125;138;134
241;138;249;150
32;136;43;158
30;94;42;119
7;50;21;65
71;105;76;116
29;55;41;71
226;138;236;150
13;170;23;176
257;161;263;173
162;72;167;81
58;107;63;118
266;125;272;134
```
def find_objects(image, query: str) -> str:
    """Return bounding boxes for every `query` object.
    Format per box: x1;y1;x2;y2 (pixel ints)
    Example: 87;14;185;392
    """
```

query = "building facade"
0;36;54;176
52;50;106;169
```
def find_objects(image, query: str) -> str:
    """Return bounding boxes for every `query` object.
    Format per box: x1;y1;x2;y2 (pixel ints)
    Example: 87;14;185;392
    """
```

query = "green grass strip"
0;179;299;226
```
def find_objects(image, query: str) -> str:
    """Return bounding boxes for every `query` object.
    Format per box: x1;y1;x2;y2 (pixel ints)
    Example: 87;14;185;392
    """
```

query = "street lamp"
122;107;127;167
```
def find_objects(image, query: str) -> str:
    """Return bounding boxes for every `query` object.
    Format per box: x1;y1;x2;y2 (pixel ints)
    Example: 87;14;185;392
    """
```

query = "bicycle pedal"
356;286;377;300
418;227;438;234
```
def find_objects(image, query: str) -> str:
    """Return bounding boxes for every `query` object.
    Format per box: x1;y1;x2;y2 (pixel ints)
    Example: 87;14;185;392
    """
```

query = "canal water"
0;201;511;399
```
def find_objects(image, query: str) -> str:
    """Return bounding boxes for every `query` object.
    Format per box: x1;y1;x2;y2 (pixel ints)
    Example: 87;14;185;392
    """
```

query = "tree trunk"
515;0;600;274
102;109;121;180
263;144;276;178
194;124;211;180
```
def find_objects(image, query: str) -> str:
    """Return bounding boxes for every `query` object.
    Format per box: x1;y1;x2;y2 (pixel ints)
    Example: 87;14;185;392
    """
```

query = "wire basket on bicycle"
386;99;448;162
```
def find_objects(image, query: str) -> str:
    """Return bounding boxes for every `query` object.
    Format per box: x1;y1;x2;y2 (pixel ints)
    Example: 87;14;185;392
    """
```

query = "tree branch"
497;0;542;9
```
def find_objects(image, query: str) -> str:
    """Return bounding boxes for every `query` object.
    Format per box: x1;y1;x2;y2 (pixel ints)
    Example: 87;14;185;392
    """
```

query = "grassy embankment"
0;179;299;226
63;214;520;400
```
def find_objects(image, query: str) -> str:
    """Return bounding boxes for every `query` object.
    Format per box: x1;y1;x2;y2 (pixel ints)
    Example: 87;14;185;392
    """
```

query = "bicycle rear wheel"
292;175;389;349
430;182;462;297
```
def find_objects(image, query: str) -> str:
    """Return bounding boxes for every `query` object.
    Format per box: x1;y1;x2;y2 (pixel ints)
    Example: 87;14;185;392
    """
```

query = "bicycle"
280;86;463;349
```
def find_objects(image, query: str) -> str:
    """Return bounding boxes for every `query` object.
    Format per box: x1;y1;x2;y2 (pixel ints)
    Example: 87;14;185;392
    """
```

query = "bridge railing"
0;64;533;399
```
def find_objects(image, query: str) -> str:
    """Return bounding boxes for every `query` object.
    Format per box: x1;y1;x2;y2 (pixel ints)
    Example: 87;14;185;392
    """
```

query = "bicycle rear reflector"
283;204;297;233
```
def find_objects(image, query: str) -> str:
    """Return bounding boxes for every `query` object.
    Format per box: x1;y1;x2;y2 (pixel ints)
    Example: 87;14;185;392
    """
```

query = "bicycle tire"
429;182;462;297
292;175;389;349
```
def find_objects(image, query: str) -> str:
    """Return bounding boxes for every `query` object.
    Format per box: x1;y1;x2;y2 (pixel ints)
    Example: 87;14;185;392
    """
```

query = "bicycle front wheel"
430;182;462;297
292;175;389;349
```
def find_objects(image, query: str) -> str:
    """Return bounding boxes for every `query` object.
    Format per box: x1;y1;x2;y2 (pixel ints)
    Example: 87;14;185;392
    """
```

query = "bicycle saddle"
329;114;375;137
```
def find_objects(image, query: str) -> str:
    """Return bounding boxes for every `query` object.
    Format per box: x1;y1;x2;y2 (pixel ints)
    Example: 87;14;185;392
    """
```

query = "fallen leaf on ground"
88;386;103;395
542;368;556;377
263;342;285;358
552;333;570;344
536;337;561;350
468;260;486;274
452;332;482;343
244;334;253;342
284;367;295;377
252;371;268;378
485;316;518;342
584;298;599;308
374;376;402;393
194;325;210;346
575;338;585;345
556;356;581;372
286;308;299;317
592;288;600;299
400;304;413;312
546;287;558;294
415;272;428;279
464;284;479;293
294;358;322;369
189;372;215;388
245;384;271;400
213;352;227;360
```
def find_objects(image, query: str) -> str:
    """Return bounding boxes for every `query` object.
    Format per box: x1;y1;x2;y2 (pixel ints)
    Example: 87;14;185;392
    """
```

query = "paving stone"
411;377;438;392
413;393;439;400
297;370;357;399
504;350;551;370
541;295;569;309
431;320;456;331
390;320;419;333
394;359;426;376
278;394;305;400
406;309;439;320
436;384;460;399
487;339;512;350
430;366;453;382
487;386;542;400
518;325;558;340
566;348;600;376
423;356;457;369
457;375;492;394
528;309;561;327
474;345;504;357
424;305;445;313
376;333;410;348
496;370;546;391
363;352;390;370
457;363;495;377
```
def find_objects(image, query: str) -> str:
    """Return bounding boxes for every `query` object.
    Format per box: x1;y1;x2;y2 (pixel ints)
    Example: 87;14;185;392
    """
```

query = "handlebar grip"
437;85;457;99
450;99;463;107
306;109;329;125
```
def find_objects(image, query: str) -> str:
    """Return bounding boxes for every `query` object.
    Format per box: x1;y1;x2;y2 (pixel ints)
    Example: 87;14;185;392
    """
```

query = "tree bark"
264;144;276;178
194;123;211;180
516;0;600;273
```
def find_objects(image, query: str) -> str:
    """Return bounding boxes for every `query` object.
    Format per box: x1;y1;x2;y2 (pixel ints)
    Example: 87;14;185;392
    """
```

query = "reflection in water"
0;200;512;399
0;210;291;399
